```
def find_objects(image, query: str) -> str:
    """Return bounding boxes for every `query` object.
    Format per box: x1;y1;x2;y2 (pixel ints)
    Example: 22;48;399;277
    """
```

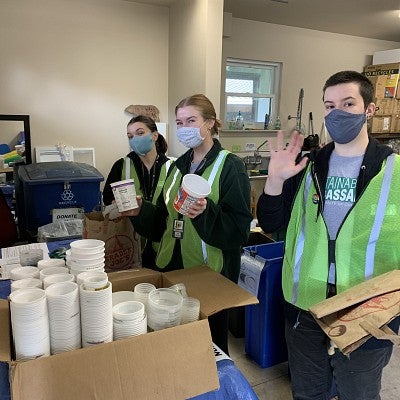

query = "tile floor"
228;333;400;400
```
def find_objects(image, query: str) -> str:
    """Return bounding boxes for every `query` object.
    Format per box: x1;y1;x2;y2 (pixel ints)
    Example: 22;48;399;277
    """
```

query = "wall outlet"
245;143;256;151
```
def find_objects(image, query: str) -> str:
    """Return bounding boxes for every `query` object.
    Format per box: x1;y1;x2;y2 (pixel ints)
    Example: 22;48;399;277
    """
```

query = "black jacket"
131;139;252;282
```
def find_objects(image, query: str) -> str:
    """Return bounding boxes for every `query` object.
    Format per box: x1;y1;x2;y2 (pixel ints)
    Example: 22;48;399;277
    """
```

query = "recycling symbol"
61;189;74;201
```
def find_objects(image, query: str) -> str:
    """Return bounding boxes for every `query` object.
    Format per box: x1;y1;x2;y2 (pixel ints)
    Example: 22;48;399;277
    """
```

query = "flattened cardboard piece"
163;266;259;316
310;270;400;319
10;320;217;400
309;270;400;354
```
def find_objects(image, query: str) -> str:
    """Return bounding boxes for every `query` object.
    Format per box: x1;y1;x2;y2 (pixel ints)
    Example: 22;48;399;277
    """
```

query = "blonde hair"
175;94;221;136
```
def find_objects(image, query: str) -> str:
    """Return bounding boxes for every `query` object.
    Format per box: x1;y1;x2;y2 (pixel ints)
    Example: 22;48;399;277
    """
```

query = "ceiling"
129;0;400;43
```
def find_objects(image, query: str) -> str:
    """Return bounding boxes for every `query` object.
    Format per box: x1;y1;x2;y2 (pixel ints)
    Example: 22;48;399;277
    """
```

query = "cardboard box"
371;116;392;133
363;63;400;99
374;98;398;116
391;116;400;133
0;266;258;400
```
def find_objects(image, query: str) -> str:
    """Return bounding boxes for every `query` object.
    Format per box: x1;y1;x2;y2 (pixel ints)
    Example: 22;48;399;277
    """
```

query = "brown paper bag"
309;270;400;354
83;211;141;272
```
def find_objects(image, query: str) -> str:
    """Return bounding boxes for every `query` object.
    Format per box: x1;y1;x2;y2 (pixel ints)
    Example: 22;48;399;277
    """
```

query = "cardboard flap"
10;319;218;400
310;270;400;319
0;300;11;361
108;268;162;292
163;266;259;316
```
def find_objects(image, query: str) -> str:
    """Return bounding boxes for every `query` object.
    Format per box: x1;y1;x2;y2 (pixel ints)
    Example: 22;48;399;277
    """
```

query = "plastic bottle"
274;115;281;130
235;111;244;130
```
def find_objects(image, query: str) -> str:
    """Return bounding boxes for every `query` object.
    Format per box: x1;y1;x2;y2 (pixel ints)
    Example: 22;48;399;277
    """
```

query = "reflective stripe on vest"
200;150;229;263
283;154;400;310
157;150;230;270
365;154;395;278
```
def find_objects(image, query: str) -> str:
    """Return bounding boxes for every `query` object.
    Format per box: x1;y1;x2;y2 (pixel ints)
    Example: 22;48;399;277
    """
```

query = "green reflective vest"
156;150;230;271
122;157;172;251
283;154;400;310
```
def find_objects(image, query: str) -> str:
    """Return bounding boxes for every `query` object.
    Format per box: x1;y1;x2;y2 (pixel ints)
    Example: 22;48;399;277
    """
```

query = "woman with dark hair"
103;115;171;268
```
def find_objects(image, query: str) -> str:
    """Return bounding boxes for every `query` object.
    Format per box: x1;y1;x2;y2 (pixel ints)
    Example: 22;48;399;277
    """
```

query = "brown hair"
175;94;221;136
128;115;168;155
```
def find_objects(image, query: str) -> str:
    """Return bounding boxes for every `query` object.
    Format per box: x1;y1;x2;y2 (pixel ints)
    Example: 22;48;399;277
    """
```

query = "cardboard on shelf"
363;63;400;99
371;116;392;134
0;266;258;400
374;98;398;116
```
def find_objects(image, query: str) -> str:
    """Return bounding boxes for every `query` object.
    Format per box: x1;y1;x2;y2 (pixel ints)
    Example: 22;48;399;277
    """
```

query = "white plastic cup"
180;297;200;324
110;179;138;212
38;259;66;270
173;174;211;215
11;278;43;292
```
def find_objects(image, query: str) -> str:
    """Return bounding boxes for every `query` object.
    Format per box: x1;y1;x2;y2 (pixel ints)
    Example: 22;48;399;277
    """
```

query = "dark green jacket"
131;139;252;282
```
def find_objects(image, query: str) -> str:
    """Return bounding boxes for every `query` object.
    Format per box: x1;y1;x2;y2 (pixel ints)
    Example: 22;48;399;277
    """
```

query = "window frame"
224;58;282;129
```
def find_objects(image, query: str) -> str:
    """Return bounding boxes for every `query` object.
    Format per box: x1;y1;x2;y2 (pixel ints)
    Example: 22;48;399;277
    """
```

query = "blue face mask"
324;109;366;144
129;133;155;156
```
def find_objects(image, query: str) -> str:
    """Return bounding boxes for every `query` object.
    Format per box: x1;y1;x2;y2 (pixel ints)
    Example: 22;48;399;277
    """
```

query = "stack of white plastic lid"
11;277;42;292
113;300;147;340
9;288;50;360
180;297;200;324
45;282;81;354
10;266;40;280
133;282;156;312
67;239;105;276
79;275;113;347
147;288;183;331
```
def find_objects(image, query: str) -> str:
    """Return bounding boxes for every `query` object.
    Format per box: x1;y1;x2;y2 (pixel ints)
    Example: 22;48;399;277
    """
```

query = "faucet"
243;139;269;166
255;139;269;157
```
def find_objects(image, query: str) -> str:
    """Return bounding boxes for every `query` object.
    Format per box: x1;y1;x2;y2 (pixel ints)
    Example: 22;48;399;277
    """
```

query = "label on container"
238;252;264;296
52;207;84;222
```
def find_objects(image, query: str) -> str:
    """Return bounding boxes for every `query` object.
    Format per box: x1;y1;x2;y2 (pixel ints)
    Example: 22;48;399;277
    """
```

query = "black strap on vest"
326;239;337;298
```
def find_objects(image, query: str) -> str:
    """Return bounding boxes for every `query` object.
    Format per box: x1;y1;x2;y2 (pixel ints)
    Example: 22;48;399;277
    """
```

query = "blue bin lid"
18;161;104;184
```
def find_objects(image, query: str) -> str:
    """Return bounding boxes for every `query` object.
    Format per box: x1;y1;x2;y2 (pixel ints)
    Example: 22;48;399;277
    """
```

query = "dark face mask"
325;109;366;144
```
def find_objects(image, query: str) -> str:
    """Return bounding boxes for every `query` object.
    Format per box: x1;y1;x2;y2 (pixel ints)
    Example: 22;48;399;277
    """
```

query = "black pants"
208;309;229;355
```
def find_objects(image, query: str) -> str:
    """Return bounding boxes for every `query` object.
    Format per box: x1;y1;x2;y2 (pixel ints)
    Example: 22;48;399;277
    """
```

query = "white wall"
0;0;169;182
222;18;400;140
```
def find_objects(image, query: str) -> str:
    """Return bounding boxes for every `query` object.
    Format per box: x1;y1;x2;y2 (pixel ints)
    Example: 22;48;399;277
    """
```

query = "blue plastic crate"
243;241;288;368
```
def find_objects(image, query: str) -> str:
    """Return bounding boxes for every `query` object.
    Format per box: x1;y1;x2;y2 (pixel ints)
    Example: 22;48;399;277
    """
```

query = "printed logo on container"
105;234;135;270
59;185;78;206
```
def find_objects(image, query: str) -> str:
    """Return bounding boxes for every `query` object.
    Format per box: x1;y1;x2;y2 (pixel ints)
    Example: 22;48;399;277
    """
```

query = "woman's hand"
264;130;308;195
186;198;207;219
119;196;143;217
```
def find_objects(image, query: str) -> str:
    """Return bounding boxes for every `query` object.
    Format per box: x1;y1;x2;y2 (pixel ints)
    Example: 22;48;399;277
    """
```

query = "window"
224;59;282;129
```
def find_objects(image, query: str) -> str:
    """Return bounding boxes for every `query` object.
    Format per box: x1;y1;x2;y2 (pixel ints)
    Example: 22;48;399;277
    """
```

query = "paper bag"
309;270;400;355
83;211;141;272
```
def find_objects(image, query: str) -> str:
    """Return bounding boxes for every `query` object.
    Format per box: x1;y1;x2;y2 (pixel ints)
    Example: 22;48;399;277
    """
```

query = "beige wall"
2;1;400;186
0;0;169;182
168;0;223;157
221;17;400;149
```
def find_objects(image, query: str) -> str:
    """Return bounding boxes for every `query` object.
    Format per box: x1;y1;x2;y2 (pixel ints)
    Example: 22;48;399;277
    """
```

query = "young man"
257;70;400;400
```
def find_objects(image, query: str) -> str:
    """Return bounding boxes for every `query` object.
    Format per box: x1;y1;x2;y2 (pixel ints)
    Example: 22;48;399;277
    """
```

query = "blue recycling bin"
244;241;288;368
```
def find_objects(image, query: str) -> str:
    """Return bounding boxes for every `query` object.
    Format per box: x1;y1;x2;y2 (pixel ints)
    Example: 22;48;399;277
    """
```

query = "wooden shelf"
0;167;13;173
371;133;400;139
